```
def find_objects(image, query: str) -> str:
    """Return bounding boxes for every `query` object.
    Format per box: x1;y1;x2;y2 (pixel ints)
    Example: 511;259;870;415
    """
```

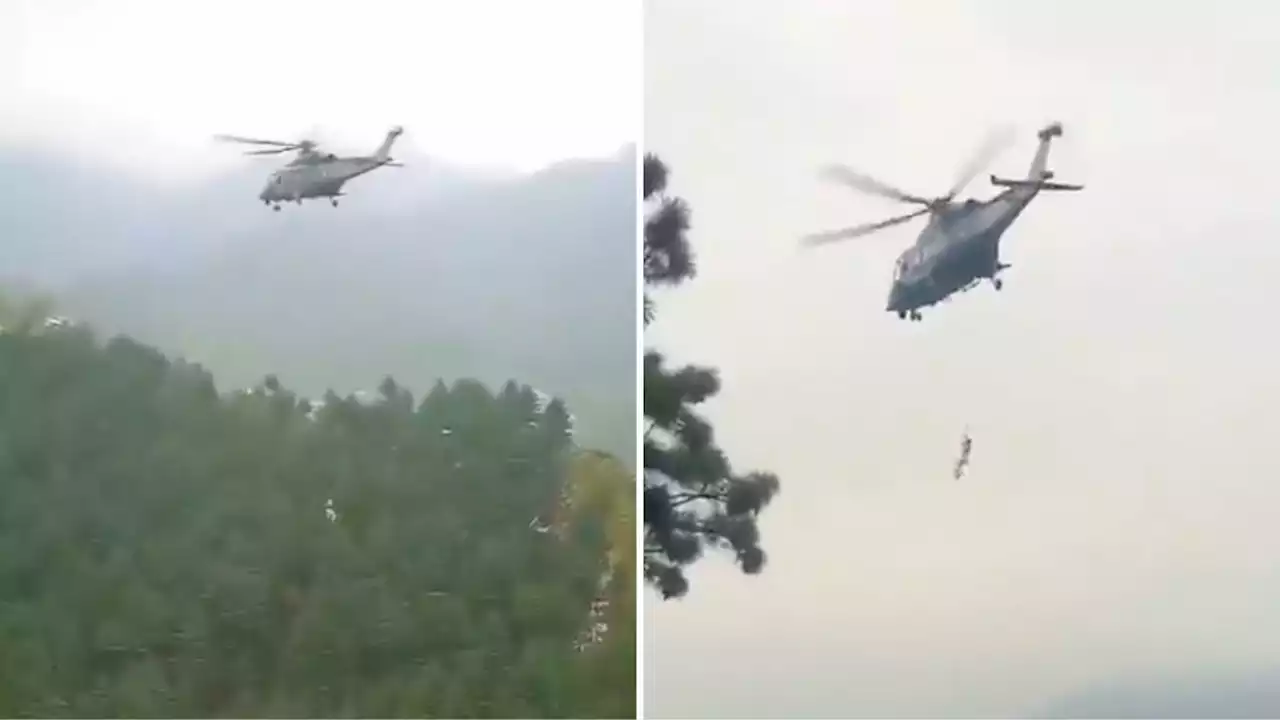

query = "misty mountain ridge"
0;143;634;284
0;143;636;458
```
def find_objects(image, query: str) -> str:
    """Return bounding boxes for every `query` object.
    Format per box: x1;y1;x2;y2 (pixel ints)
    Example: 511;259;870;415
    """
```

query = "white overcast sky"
0;0;639;178
645;1;1280;718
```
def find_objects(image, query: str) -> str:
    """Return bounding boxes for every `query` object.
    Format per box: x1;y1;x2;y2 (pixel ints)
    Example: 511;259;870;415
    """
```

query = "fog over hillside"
1;144;637;459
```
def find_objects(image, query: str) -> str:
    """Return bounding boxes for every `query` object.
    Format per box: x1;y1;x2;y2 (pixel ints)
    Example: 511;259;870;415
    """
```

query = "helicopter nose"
886;282;904;312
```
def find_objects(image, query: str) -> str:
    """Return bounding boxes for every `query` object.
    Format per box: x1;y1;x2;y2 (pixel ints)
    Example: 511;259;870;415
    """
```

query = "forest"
0;310;635;718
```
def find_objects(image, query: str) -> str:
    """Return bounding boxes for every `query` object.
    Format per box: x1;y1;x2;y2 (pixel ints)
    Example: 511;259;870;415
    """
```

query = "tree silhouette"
642;154;780;599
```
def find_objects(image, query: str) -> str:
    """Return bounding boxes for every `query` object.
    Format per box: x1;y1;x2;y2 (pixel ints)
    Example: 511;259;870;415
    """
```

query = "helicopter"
801;122;1083;321
215;126;406;211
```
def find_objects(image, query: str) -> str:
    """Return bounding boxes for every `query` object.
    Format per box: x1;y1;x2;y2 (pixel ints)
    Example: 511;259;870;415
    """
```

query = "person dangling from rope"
953;427;973;480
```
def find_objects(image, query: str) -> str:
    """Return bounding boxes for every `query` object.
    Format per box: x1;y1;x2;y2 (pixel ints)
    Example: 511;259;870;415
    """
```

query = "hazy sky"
645;1;1280;717
1;0;638;179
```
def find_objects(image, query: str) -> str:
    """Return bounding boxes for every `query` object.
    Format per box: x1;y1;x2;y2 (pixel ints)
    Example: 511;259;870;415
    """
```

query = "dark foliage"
0;321;634;718
642;154;780;599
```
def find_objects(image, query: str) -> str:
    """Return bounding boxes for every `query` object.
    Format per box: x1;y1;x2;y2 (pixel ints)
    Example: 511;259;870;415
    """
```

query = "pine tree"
643;154;781;599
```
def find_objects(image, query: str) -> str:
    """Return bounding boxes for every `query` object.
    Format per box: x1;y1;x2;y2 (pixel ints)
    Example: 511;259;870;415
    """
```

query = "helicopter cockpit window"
895;249;918;280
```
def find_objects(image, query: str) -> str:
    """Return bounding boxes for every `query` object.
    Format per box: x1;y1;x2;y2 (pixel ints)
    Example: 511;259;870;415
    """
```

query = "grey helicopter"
801;122;1083;321
215;126;406;211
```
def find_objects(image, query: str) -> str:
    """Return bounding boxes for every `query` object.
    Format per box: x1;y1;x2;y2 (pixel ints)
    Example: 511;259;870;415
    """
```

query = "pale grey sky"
645;1;1280;717
1;0;638;180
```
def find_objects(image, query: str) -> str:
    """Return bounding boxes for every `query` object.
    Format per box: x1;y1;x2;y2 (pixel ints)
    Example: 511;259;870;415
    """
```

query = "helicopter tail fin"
374;126;404;162
1026;122;1063;180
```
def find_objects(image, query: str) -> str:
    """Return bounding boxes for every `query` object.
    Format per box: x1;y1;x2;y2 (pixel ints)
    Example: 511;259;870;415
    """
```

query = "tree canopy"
642;154;781;599
0;314;634;718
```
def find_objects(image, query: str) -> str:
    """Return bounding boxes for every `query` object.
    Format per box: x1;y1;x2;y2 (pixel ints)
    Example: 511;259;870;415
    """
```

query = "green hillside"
0;319;634;717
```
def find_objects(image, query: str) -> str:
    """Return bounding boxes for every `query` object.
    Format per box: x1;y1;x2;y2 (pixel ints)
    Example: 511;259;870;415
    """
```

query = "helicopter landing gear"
330;198;339;207
897;310;907;320
909;310;923;322
272;204;281;212
992;262;1010;291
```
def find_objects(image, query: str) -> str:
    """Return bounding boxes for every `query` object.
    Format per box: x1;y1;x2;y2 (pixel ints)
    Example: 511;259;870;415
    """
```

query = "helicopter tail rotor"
1038;122;1064;141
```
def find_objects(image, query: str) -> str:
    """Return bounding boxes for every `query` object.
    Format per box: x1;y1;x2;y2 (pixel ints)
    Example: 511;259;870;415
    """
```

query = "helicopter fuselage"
886;185;1039;316
259;157;391;205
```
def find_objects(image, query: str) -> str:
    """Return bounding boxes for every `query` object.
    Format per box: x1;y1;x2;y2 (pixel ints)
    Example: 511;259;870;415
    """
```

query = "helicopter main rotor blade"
945;125;1015;199
819;164;932;206
214;134;299;148
245;147;295;156
800;208;930;248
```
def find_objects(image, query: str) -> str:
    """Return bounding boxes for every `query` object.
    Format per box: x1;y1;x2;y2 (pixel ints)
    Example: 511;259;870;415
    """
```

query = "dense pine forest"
0;310;635;717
